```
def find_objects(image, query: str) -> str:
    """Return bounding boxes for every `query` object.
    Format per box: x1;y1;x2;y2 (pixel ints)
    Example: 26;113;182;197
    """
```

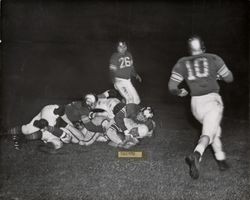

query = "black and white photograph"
0;0;249;199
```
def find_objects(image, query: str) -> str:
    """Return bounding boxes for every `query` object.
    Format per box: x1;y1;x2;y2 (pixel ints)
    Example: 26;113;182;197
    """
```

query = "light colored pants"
191;93;226;160
21;104;63;149
114;78;140;104
21;104;60;135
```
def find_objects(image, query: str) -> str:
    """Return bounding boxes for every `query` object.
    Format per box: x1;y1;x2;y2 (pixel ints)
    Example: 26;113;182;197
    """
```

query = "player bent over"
84;92;121;120
9;104;69;152
105;103;155;149
168;35;234;179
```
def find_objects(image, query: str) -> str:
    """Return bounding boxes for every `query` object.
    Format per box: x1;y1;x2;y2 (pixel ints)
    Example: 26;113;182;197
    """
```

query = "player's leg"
186;96;208;179
39;130;63;154
64;125;85;143
21;113;41;135
125;80;140;104
211;126;229;171
186;95;223;179
105;125;124;147
40;105;61;127
78;128;101;146
114;79;134;104
96;134;109;142
186;109;221;179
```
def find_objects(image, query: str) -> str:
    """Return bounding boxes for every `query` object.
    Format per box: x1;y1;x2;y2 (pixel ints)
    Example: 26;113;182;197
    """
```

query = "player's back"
176;53;223;96
65;101;89;122
96;98;120;113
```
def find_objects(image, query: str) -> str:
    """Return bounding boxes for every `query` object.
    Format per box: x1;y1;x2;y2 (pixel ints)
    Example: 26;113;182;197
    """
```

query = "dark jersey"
114;103;154;132
170;53;230;96
65;101;104;133
109;51;136;79
65;101;89;122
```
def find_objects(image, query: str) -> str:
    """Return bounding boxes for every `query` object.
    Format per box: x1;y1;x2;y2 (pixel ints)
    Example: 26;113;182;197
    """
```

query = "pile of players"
10;89;155;153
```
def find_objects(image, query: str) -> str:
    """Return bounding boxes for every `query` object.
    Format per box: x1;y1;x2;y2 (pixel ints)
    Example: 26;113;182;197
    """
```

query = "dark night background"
0;1;249;199
0;0;249;129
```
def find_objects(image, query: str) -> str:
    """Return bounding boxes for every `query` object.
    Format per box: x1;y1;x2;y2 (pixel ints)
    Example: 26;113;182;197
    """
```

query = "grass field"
0;103;249;200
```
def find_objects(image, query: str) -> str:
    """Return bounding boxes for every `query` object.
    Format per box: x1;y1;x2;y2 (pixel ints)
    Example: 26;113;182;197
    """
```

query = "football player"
168;35;234;179
105;103;156;149
109;41;142;104
97;88;124;102
9;104;68;151
84;93;121;120
57;96;109;146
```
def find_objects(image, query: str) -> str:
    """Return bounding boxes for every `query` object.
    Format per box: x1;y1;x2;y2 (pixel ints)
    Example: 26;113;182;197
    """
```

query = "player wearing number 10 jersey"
168;36;234;179
109;41;142;104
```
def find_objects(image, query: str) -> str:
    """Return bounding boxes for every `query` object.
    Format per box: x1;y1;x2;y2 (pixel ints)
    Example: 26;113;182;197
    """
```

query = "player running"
168;35;234;179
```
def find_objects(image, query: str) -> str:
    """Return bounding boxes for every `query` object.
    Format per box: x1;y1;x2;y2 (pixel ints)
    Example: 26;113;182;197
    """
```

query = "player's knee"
21;124;39;135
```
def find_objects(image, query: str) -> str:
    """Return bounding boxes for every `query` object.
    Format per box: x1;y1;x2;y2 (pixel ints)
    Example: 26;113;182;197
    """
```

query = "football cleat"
185;151;201;179
38;142;60;154
8;126;22;150
217;160;230;171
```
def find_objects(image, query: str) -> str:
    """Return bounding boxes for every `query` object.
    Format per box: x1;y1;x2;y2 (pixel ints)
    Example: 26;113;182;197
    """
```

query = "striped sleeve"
217;64;230;78
170;60;185;83
109;53;118;70
109;64;117;70
170;71;184;83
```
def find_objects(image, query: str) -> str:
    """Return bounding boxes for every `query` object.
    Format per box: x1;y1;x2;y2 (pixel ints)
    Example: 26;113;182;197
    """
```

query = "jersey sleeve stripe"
221;71;230;77
170;72;183;82
218;65;230;77
170;76;182;83
109;64;117;70
217;64;227;73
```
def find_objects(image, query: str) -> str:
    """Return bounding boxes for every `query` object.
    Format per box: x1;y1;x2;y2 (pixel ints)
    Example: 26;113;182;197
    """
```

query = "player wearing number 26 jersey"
109;41;142;104
168;36;234;179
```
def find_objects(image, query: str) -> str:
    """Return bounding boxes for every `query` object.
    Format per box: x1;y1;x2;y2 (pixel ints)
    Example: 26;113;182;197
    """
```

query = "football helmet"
188;35;205;55
117;41;127;53
141;106;154;119
85;93;97;108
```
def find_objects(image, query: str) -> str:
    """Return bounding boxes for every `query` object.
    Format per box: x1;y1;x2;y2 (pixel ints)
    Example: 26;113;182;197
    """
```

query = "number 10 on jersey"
185;57;209;80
